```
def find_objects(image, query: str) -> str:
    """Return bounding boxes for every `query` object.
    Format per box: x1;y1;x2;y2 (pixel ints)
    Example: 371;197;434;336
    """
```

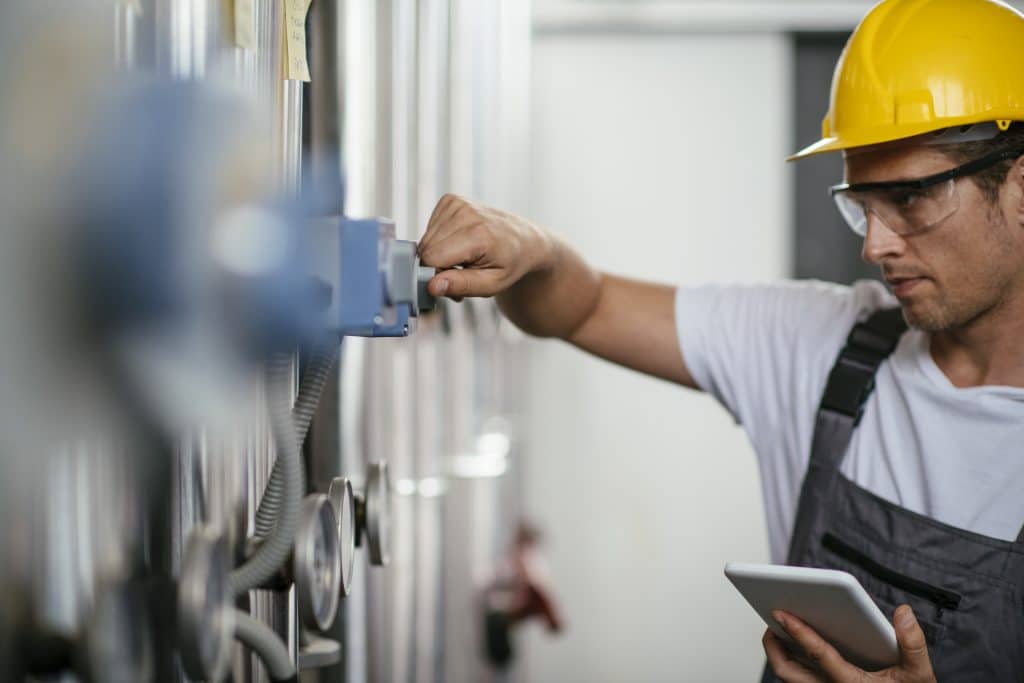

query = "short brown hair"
935;123;1024;203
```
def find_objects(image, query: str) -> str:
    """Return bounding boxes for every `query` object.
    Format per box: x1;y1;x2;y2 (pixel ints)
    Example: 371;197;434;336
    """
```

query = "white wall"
521;33;793;682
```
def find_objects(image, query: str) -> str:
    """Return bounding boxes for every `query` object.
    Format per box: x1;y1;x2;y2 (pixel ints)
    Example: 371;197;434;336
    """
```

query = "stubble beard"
903;212;1015;333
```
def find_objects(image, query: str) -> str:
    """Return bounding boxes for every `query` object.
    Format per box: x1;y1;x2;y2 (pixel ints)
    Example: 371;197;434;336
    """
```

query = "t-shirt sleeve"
674;280;894;456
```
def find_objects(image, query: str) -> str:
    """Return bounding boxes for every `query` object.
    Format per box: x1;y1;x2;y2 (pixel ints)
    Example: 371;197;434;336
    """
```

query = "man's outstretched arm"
418;193;698;388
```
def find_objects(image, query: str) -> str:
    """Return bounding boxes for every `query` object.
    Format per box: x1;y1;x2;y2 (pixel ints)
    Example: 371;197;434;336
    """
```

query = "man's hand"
418;193;555;300
762;605;936;682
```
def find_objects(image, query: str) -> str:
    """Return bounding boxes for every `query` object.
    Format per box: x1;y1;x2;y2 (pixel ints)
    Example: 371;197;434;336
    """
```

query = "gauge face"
311;513;334;616
296;495;341;631
328;477;356;596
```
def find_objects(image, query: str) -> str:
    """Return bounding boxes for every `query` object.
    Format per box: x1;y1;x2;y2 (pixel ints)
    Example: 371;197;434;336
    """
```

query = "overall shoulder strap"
811;306;907;468
785;306;906;566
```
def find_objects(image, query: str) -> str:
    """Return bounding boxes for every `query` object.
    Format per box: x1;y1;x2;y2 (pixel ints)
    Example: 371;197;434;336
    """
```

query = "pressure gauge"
177;527;233;683
294;494;341;631
355;461;391;567
327;477;357;596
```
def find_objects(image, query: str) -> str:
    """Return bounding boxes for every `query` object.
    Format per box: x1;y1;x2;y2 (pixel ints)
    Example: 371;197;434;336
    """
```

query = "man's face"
844;142;1024;331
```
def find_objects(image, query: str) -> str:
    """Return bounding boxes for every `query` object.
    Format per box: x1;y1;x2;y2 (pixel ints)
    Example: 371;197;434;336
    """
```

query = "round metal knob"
294;494;342;631
83;580;155;683
327;477;357;596
177;527;233;683
355;462;391;567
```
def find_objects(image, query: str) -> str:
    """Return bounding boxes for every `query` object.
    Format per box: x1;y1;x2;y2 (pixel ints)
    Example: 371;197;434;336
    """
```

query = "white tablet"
724;562;898;671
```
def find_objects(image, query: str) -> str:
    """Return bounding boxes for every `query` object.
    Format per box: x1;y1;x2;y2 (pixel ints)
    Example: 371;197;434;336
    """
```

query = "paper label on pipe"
117;0;142;14
234;0;257;50
284;0;312;82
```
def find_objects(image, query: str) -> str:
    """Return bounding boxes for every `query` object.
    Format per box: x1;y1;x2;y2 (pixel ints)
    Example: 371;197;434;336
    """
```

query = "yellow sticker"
283;0;312;82
234;0;257;50
117;0;142;14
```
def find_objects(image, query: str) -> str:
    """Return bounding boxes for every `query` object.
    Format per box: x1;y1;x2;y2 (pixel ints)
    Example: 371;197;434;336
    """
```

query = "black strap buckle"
820;356;877;423
818;309;906;425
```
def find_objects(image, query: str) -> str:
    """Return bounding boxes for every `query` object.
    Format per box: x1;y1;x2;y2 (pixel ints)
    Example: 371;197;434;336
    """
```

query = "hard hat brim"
787;136;843;162
787;125;941;162
788;117;1019;162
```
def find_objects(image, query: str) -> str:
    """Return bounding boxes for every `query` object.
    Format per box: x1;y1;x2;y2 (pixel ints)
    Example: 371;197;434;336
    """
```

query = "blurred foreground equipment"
0;1;535;682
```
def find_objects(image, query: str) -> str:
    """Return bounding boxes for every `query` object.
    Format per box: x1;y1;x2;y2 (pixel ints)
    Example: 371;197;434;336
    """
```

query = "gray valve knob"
327;477;357;596
294;494;342;632
416;265;437;313
384;241;437;316
354;462;391;567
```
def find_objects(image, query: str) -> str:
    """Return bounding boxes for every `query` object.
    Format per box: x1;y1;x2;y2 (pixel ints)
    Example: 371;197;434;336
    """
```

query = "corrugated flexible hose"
253;336;340;538
229;353;304;595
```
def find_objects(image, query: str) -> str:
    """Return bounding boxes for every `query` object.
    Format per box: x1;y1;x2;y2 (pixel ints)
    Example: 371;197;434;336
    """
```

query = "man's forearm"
418;193;694;386
496;236;603;340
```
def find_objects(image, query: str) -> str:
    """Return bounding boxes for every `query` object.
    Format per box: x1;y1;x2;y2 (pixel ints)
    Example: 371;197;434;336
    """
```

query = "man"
420;0;1024;680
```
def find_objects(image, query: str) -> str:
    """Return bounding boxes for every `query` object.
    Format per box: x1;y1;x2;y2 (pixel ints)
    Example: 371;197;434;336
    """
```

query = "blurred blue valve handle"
308;217;437;337
65;80;438;381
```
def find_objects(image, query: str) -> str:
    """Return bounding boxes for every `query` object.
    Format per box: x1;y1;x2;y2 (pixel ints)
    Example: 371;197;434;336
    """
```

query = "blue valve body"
303;217;414;337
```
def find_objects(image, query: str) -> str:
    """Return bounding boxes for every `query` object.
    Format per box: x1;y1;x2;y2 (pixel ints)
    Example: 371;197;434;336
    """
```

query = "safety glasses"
830;145;1024;237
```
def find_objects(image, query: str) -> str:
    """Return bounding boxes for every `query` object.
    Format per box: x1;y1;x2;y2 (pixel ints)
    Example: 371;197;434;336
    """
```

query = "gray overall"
762;308;1024;682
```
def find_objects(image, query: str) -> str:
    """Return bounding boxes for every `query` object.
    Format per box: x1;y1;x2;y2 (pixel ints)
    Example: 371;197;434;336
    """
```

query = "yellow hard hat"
790;0;1024;161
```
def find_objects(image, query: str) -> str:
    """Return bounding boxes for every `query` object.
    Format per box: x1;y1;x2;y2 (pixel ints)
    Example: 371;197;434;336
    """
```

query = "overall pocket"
821;532;956;647
822;533;961;612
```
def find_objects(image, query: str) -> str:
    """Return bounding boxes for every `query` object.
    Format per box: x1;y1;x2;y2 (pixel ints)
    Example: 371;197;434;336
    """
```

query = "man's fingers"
429;268;503;299
419;224;494;270
421;194;473;251
773;611;863;681
762;630;822;683
893;605;934;677
426;275;450;297
426;193;458;234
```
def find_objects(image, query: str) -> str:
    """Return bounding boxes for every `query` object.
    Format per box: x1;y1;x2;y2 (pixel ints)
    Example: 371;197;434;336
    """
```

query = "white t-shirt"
675;279;1024;563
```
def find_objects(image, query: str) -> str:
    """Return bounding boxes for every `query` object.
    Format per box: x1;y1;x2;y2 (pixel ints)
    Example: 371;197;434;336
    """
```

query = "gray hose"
233;609;297;681
254;336;340;538
229;353;304;595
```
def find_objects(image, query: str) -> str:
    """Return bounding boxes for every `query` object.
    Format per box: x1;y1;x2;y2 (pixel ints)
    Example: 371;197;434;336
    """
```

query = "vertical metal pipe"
334;1;380;680
308;0;344;214
413;2;451;680
266;0;303;675
342;0;379;219
364;2;423;678
340;336;371;683
253;6;302;676
363;2;399;679
306;3;349;682
114;2;138;68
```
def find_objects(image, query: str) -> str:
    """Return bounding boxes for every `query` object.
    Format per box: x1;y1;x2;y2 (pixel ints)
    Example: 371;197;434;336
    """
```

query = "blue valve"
308;217;436;338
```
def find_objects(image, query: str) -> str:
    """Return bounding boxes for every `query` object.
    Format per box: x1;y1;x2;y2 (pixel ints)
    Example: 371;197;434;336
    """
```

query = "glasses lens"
833;191;867;236
832;178;959;237
871;178;958;235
